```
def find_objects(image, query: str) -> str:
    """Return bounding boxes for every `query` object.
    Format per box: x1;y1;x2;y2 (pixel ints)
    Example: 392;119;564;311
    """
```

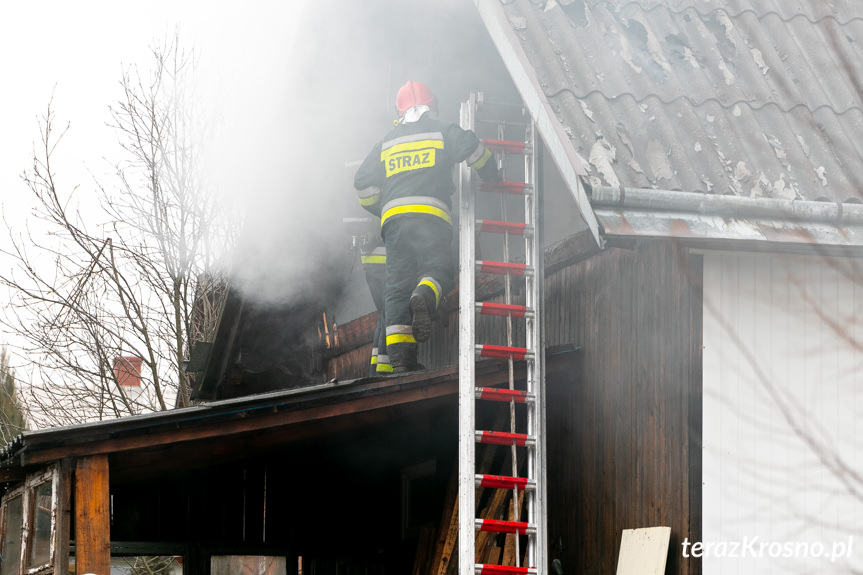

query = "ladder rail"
458;95;479;575
532;121;549;572
524;122;543;571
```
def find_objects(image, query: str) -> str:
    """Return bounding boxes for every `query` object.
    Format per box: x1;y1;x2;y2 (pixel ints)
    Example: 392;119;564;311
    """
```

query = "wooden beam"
75;455;110;575
501;490;524;566
430;469;459;575
474;478;510;562
0;468;25;483
545;229;602;274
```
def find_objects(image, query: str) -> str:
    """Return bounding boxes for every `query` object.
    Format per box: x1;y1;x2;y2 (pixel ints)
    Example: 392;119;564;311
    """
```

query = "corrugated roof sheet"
497;0;863;201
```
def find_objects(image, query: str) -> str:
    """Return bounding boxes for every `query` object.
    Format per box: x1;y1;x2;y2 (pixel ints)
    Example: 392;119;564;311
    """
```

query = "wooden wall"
544;240;703;575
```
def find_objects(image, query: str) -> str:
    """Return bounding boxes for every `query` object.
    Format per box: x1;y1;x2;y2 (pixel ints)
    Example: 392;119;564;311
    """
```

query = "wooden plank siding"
544;240;702;575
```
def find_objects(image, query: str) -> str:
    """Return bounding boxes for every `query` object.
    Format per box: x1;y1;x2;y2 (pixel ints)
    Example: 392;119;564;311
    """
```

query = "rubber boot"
410;284;437;343
391;343;422;373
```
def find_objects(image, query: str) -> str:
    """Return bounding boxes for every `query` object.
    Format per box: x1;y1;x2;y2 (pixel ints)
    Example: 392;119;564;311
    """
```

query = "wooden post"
75;455;110;575
54;458;73;575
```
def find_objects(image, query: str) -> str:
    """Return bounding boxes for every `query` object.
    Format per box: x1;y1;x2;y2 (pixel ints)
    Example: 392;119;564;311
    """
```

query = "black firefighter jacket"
353;113;496;231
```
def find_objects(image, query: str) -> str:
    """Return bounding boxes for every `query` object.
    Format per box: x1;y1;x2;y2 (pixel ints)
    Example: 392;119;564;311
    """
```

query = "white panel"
616;527;671;575
701;252;723;575
702;252;863;574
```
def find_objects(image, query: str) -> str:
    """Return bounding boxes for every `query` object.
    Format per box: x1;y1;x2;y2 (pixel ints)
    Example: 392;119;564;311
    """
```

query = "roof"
490;0;863;202
0;349;579;479
1;368;462;470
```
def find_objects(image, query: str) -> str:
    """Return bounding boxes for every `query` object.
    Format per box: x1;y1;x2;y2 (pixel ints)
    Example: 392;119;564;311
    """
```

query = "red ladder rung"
478;220;527;236
475;430;535;447
476;565;536;575
475;387;532;403
476;302;528;318
476;261;530;277
476;344;533;361
475;518;536;535
479;180;529;195
483;139;527;154
475;474;535;491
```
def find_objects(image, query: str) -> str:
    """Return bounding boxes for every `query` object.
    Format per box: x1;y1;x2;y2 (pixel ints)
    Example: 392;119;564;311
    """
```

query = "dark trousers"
383;216;454;364
361;246;389;375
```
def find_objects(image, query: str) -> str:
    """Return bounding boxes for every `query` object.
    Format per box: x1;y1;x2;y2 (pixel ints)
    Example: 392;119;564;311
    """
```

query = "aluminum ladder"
458;93;547;575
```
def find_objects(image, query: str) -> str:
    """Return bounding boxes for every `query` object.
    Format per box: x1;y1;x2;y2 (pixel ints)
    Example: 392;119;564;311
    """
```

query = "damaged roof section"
494;0;863;202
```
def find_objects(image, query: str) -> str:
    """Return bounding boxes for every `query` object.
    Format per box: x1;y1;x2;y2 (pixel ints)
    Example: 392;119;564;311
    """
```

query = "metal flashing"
595;208;863;248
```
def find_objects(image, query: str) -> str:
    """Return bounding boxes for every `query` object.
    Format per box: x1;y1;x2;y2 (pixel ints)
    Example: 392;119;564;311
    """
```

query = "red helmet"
396;81;435;116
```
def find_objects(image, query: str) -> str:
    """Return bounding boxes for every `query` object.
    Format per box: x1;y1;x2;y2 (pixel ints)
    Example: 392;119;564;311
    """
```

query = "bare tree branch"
1;32;242;426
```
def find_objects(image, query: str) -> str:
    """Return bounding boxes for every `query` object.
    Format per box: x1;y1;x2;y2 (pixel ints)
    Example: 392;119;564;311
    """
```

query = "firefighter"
354;81;500;373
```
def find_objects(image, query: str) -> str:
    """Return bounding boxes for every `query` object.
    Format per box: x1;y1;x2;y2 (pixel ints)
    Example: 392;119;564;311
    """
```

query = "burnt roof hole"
622;18;667;83
665;33;690;61
705;12;737;60
559;0;588;27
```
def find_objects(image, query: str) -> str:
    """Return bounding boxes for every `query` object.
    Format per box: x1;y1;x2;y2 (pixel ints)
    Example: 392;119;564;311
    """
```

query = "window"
0;487;24;575
401;460;438;539
0;465;59;575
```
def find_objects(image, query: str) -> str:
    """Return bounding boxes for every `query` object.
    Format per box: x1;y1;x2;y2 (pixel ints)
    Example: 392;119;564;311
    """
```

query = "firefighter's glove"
476;161;502;183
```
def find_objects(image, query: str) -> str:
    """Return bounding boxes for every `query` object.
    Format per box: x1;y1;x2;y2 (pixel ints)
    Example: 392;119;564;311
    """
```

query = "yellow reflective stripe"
381;204;452;227
419;279;440;308
387;333;416;345
359;193;380;206
370;356;378;365
466;142;486;164
376;363;394;373
381;139;444;161
361;255;387;264
470;147;493;169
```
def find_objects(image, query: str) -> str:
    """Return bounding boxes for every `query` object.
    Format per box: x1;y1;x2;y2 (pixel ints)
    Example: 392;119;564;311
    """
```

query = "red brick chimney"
113;356;143;388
